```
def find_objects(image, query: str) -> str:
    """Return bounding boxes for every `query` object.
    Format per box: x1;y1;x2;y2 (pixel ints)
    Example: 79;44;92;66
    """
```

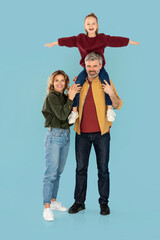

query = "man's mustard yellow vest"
74;76;123;135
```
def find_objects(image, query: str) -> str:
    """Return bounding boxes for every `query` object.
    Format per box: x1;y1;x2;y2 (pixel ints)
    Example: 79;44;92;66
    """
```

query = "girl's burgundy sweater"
58;33;129;67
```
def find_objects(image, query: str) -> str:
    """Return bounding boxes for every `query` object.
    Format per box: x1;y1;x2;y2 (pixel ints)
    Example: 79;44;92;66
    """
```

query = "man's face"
85;60;102;79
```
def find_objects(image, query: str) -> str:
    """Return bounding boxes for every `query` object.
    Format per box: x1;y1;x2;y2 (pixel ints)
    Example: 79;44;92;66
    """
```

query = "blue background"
1;0;160;239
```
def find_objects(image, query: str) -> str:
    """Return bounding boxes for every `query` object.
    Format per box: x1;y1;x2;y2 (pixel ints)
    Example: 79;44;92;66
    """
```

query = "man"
68;52;123;215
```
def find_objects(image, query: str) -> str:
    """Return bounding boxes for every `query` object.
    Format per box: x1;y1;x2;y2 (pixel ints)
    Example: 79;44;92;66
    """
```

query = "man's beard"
88;71;99;79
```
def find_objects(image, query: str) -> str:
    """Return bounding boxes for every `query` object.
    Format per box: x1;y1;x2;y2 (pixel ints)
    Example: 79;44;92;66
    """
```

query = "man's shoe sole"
68;206;85;214
100;210;110;215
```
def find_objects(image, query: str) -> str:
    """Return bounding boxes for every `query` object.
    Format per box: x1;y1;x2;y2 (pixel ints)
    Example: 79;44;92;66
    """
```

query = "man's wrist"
109;91;115;97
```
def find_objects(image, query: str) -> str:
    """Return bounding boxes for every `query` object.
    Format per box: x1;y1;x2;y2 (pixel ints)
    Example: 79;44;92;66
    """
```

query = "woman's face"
53;74;66;93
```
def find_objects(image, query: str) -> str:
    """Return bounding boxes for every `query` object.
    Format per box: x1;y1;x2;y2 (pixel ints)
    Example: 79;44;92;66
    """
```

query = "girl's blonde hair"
84;13;99;35
47;70;69;94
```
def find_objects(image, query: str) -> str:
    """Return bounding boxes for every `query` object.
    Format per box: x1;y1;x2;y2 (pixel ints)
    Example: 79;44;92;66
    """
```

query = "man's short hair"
85;52;103;66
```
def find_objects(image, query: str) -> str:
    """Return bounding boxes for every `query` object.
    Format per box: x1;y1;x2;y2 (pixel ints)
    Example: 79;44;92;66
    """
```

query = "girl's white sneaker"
68;111;79;124
107;109;116;122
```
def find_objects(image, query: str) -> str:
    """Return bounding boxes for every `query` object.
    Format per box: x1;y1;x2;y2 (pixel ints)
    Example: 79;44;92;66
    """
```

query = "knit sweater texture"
42;90;73;129
58;33;129;67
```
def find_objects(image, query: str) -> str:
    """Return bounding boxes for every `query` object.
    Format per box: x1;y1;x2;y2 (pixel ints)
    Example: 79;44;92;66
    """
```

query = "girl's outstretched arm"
129;40;140;45
45;41;58;47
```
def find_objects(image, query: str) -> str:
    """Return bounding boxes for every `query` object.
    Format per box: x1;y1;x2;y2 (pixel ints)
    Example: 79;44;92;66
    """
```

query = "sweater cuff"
58;38;63;46
66;98;74;110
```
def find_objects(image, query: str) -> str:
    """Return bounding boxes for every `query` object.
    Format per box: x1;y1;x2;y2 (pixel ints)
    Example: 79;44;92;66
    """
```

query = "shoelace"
45;209;52;214
52;202;62;207
56;202;61;207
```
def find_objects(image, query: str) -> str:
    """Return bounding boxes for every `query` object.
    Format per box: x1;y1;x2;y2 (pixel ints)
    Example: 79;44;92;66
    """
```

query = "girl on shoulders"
45;13;139;123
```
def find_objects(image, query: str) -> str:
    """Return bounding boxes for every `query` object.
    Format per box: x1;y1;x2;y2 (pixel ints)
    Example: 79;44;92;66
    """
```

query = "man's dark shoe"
68;202;85;214
100;203;110;215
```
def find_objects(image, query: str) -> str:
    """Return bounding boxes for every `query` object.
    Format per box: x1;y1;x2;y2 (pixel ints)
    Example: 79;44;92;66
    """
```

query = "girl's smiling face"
53;74;66;93
84;16;98;36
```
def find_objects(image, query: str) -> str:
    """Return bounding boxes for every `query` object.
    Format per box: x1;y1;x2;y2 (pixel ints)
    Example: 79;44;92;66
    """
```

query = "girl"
42;70;81;221
45;13;139;123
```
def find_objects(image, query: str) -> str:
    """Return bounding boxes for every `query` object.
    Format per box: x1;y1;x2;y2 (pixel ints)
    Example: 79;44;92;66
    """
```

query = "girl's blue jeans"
73;67;112;107
43;128;70;204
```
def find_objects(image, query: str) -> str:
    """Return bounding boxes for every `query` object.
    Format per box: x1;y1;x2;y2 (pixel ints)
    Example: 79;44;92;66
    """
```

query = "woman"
42;70;81;221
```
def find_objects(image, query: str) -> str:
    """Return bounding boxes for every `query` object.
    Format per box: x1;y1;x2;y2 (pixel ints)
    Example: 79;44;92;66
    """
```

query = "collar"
86;75;100;84
51;90;63;96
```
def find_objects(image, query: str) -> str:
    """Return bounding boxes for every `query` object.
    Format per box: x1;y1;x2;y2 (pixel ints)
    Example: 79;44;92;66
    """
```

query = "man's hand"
102;80;121;109
102;80;114;96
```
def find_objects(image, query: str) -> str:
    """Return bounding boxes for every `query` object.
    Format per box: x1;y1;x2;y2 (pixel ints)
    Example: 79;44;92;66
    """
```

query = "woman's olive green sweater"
42;90;73;129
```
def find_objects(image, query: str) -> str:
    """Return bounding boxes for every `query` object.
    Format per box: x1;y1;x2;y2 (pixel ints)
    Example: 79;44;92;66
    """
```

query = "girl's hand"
68;84;81;101
45;41;58;47
129;40;140;45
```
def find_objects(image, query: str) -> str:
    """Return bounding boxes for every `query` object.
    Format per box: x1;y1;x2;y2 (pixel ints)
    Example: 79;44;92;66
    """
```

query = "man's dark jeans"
74;132;110;204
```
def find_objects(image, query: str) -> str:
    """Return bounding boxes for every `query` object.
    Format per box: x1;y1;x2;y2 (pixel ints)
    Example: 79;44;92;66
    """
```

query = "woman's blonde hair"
47;70;69;94
84;13;99;35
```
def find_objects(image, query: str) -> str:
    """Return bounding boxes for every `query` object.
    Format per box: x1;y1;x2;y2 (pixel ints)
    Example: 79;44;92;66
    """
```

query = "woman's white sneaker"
50;201;67;211
43;208;54;221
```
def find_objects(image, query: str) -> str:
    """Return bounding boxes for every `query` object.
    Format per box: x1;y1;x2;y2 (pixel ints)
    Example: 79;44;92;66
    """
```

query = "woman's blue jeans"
73;67;112;107
43;128;70;204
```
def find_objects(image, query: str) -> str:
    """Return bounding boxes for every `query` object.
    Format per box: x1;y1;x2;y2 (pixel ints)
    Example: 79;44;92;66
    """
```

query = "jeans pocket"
44;132;52;147
51;128;63;137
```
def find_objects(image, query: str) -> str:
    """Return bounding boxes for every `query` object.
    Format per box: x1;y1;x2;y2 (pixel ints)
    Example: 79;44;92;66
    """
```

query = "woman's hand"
68;84;81;101
129;40;140;45
45;41;58;47
73;76;78;82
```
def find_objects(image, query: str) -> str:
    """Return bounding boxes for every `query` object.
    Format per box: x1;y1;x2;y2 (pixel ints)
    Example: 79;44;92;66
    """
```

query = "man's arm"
102;80;122;109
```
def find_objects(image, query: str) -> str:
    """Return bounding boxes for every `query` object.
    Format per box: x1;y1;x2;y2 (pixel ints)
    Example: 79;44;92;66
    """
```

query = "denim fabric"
43;128;70;204
74;132;110;204
73;68;87;107
73;67;112;107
